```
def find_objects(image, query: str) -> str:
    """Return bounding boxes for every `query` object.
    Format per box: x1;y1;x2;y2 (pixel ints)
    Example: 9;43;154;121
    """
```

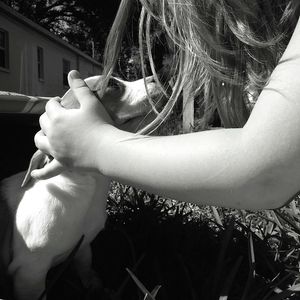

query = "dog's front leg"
9;254;51;300
74;244;103;293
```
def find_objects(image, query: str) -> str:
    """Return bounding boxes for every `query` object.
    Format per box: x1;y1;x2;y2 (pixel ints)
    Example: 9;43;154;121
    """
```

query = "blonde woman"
33;0;300;210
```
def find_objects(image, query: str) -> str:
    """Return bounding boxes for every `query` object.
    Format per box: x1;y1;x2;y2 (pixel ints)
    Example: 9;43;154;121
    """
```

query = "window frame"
37;46;44;81
0;28;9;71
62;58;71;87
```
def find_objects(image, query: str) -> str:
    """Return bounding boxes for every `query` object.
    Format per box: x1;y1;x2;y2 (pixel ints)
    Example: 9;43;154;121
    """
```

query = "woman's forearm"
96;126;277;210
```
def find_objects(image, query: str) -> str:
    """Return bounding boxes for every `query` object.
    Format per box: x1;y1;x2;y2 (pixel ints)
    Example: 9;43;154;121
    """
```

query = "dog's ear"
21;150;50;187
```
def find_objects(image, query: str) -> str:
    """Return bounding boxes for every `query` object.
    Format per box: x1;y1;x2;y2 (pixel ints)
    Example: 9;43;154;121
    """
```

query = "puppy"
0;75;159;300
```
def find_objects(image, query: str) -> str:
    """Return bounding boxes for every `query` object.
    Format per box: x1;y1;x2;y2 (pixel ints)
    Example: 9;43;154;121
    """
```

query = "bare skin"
34;18;300;211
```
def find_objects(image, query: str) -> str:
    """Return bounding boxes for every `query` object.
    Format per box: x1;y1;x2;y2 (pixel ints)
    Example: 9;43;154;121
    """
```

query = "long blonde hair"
100;0;300;132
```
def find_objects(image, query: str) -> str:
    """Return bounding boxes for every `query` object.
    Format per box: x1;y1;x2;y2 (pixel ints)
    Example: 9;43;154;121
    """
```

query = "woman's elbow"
244;174;297;211
239;132;299;211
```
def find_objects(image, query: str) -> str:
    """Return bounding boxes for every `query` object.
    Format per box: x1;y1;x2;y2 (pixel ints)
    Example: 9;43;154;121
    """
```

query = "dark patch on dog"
0;187;13;299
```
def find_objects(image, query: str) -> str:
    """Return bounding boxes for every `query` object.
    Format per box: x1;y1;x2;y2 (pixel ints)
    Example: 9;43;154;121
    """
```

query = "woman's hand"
32;70;113;179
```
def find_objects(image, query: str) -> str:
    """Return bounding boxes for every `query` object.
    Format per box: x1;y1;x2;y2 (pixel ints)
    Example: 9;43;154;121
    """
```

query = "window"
37;46;44;80
0;29;9;69
62;59;70;86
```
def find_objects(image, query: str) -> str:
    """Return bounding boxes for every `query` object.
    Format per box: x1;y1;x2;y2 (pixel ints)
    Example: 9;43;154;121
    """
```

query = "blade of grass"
267;289;298;300
248;232;256;277
127;267;161;300
262;273;294;300
241;232;258;300
235;220;280;275
150;285;162;298
274;210;300;235
211;206;223;227
126;268;155;300
290;200;299;218
143;286;162;300
114;253;146;298
219;256;243;300
270;211;284;230
241;269;254;300
212;221;234;299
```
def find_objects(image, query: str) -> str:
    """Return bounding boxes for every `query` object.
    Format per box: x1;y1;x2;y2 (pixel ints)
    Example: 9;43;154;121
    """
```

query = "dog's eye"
108;78;122;90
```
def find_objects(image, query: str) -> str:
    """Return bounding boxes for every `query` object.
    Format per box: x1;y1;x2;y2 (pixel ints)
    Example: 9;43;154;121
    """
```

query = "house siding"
0;3;102;97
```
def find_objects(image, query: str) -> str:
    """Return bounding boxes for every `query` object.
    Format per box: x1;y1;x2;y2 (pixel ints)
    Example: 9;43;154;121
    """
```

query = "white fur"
2;171;109;300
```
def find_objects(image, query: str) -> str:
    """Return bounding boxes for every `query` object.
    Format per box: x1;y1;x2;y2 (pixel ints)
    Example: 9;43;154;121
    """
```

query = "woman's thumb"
68;70;99;109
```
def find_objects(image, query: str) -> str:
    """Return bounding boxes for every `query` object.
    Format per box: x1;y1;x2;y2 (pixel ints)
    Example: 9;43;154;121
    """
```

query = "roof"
0;1;102;67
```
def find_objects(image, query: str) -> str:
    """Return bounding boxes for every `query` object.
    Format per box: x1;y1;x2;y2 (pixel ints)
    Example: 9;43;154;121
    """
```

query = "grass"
40;183;300;300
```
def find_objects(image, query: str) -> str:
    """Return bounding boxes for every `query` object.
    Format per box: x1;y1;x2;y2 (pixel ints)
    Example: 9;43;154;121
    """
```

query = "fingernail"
31;171;37;178
70;70;80;79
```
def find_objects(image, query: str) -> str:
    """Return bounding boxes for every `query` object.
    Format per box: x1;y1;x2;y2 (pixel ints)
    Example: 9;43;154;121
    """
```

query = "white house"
0;1;102;97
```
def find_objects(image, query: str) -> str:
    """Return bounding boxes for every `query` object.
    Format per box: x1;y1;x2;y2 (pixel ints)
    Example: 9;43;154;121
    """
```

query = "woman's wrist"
91;123;132;177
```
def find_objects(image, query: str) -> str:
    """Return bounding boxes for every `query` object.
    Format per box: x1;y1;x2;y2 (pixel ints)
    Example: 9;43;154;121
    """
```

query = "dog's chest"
12;171;106;254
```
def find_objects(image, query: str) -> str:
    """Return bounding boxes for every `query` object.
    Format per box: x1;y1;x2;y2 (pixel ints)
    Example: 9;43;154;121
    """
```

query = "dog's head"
21;75;163;187
62;75;162;129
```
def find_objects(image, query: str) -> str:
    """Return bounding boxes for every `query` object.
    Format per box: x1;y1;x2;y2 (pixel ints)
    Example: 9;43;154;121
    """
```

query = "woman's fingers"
31;159;64;180
45;97;63;118
68;70;99;110
34;130;51;155
39;113;50;135
33;131;65;179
